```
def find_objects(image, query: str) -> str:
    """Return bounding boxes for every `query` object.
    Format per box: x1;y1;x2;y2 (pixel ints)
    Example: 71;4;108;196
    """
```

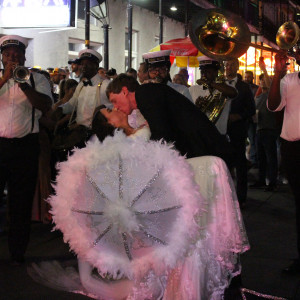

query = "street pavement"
0;168;300;299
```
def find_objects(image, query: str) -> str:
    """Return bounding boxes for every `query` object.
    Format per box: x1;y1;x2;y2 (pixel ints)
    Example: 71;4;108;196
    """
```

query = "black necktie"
83;80;92;86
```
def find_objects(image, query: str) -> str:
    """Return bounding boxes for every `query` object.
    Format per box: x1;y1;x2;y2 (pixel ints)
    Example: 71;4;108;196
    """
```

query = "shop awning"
150;36;203;67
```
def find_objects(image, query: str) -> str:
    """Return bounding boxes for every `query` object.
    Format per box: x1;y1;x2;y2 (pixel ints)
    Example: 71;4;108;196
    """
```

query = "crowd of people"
0;33;299;298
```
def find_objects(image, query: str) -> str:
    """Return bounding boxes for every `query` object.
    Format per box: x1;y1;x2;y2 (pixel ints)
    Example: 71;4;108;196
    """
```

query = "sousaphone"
188;9;300;123
189;8;300;60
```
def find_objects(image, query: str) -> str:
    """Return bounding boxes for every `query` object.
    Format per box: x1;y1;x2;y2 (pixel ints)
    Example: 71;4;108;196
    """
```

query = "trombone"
189;9;300;61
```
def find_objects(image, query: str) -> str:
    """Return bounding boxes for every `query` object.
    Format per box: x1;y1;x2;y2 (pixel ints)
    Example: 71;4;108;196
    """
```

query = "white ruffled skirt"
28;155;249;300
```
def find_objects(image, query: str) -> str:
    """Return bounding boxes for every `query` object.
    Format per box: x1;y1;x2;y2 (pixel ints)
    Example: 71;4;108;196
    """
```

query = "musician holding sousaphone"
0;35;53;265
187;4;300;284
189;56;237;135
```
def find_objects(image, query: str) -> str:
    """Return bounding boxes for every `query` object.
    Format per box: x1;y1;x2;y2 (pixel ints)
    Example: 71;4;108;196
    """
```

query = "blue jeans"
256;129;279;186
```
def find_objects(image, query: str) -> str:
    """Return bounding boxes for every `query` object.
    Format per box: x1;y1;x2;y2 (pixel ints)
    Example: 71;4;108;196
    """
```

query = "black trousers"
228;122;248;205
281;139;300;257
0;134;39;259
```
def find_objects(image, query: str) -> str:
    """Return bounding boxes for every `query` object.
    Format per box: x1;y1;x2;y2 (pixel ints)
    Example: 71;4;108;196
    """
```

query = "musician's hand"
274;50;288;75
2;61;16;82
196;78;211;87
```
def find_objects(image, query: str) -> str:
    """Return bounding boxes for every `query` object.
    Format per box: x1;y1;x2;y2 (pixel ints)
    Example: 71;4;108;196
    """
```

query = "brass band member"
189;56;237;134
142;50;193;101
0;35;53;265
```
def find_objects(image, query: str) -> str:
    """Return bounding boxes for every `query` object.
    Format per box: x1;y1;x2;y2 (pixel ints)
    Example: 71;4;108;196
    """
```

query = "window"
125;30;138;71
78;0;85;20
77;0;98;25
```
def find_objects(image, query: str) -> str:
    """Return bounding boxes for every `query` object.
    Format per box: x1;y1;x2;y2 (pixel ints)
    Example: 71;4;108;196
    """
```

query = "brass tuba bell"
188;9;300;125
189;9;251;61
189;8;300;60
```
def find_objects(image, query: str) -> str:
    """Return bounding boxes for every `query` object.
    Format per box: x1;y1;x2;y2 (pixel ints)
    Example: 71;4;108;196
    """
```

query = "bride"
29;105;249;300
89;105;249;299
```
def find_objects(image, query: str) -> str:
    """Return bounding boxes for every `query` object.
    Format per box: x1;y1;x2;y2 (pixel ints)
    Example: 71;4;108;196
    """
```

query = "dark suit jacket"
228;79;256;139
135;83;234;167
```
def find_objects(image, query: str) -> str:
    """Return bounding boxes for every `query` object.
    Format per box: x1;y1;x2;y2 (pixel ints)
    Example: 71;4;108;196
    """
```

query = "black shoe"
282;260;300;275
249;181;266;188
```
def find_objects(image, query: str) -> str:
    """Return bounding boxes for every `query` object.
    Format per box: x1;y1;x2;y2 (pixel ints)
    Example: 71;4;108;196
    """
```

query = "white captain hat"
197;55;220;69
78;49;102;64
0;35;28;53
142;50;171;65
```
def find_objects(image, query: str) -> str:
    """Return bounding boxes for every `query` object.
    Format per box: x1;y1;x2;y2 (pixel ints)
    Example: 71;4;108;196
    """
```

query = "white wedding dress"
28;113;249;300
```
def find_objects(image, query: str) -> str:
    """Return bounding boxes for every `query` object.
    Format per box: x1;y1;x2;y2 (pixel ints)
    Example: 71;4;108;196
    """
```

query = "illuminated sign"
0;0;76;28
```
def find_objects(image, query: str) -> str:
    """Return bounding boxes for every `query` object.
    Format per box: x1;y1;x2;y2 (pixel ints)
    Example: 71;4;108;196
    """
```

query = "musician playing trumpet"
0;35;52;265
189;56;237;135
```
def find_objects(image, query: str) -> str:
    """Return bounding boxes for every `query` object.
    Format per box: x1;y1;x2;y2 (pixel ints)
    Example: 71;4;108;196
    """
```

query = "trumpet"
13;66;30;83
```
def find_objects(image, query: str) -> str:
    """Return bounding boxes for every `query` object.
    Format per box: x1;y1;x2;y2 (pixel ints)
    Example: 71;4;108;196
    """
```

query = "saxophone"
195;75;227;124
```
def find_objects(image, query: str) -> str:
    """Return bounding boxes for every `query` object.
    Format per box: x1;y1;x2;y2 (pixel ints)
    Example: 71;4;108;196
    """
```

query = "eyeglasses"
148;66;168;74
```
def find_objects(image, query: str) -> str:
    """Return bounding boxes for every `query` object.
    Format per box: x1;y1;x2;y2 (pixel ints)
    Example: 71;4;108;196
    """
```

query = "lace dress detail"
163;156;249;300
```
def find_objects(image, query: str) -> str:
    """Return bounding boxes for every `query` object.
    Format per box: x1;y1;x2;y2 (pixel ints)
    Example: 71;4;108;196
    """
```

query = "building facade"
0;0;185;75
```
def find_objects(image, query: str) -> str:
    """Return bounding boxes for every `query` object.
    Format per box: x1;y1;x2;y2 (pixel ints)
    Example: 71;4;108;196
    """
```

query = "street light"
90;0;110;70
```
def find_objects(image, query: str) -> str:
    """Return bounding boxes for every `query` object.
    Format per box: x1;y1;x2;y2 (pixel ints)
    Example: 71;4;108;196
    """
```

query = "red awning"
160;36;199;57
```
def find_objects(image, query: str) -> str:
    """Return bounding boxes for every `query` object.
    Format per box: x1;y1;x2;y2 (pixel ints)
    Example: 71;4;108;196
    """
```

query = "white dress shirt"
70;72;81;82
167;81;193;102
267;72;300;141
62;74;111;128
0;71;53;138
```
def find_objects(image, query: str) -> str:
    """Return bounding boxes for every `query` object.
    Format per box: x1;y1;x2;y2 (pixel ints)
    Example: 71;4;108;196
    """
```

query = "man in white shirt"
189;56;237;135
0;35;53;264
142;50;193;101
268;50;300;275
59;49;111;132
53;49;111;152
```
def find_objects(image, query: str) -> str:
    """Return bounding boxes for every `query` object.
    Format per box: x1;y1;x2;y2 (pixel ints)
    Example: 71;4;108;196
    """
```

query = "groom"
107;74;234;167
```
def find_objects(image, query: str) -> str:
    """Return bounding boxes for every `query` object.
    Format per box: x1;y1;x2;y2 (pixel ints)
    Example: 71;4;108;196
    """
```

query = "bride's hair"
92;105;116;142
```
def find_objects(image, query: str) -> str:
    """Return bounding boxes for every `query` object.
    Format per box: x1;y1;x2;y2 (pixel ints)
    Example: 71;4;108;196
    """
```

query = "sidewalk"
241;183;300;299
0;179;300;299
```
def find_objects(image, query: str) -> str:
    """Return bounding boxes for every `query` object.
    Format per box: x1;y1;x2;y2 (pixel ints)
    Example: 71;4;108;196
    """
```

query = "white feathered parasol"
49;132;202;280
